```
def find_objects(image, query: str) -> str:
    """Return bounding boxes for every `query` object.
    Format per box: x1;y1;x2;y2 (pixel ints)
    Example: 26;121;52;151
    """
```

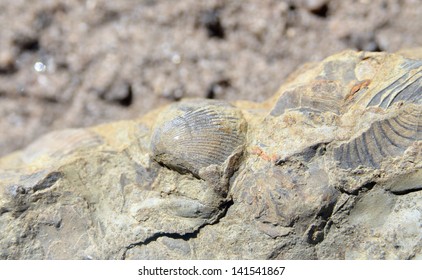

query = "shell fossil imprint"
150;99;247;184
334;59;422;169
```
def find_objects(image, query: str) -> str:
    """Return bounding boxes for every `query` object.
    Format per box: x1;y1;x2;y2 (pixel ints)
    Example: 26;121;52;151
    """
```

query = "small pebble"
34;61;46;72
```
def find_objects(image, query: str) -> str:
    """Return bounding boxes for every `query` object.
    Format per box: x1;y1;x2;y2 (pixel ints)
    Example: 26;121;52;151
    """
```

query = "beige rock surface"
0;49;420;259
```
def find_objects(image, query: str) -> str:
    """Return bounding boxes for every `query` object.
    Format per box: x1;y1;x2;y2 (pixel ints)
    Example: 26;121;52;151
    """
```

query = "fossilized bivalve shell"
334;104;421;169
150;99;247;179
334;58;422;169
267;52;421;170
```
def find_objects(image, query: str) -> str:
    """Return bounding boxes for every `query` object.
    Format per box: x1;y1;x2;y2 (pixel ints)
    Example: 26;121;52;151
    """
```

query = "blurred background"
0;0;421;157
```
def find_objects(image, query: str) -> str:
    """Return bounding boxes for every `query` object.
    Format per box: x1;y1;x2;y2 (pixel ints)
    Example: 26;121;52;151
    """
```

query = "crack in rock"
120;199;234;260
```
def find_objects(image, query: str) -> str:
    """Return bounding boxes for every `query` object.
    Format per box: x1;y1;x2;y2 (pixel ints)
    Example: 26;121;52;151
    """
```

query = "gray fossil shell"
334;104;421;169
334;59;422;169
150;99;247;178
365;59;422;109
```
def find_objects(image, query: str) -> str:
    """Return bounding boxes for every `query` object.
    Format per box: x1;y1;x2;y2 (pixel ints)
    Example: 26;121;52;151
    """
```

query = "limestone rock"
0;49;421;259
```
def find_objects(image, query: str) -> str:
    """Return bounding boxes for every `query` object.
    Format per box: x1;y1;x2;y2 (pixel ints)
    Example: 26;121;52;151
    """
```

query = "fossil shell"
333;58;422;170
270;57;362;117
365;59;422;109
270;81;344;116
150;99;247;178
334;104;421;169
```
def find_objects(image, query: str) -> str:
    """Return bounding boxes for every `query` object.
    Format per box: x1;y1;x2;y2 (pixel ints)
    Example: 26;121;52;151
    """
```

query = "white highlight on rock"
34;61;46;72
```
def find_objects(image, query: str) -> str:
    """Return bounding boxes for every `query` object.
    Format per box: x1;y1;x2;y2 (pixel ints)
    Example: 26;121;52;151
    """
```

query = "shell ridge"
184;107;220;119
360;131;377;167
370;122;389;157
392;115;418;134
378;121;402;152
386;74;422;108
351;138;363;167
180;143;236;157
367;68;421;109
367;72;408;108
384;119;416;142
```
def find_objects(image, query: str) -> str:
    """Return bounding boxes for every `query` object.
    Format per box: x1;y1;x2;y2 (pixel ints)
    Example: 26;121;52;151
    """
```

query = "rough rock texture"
2;0;422;158
0;49;421;259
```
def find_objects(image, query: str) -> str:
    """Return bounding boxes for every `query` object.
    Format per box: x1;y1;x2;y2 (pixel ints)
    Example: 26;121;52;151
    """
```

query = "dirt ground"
0;0;421;157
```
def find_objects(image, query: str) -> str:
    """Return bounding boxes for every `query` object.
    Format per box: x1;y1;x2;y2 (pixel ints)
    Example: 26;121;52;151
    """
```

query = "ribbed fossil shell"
270;58;362;117
334;104;421;169
270;81;344;116
334;58;422;169
365;59;422;109
150;99;247;178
